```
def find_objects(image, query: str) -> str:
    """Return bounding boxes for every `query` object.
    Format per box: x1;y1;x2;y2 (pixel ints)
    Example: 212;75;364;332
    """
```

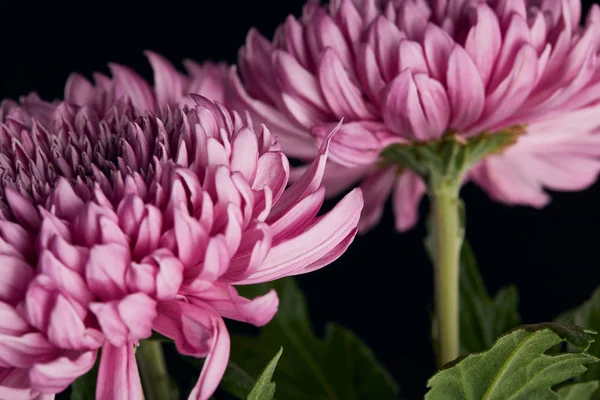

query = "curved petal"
189;284;278;327
153;301;230;400
30;350;96;395
238;188;363;284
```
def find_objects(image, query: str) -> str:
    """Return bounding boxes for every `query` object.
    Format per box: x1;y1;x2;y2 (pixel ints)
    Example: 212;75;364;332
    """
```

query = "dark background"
2;0;600;398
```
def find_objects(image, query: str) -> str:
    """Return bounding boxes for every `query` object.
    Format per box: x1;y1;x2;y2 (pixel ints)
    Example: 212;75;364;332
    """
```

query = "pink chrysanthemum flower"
65;51;229;117
231;0;600;232
0;94;362;399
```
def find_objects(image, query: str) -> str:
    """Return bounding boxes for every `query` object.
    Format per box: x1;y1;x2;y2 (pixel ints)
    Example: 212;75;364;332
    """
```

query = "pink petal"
311;121;392;167
273;51;328;112
268;124;338;219
0;255;33;304
383;70;450;140
238;188;363;284
4;188;40;231
464;4;502;86
229;69;317;159
423;24;455;83
145;51;183;107
186;311;229;400
357;167;397;233
473;45;538;132
96;344;142;400
446;46;485;130
397;39;428;74
318;49;374;120
230;127;259;181
356;44;386;104
30;350;96;395
190;285;278;327
253;152;290;204
85;243;129;301
37;250;93;306
64;73;95;106
47;294;103;350
392;171;427;232
108;64;156;114
269;188;325;242
0;332;56;368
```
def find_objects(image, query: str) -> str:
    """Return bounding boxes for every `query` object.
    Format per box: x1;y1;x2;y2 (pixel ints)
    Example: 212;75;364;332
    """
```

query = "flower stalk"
137;340;172;400
429;181;462;367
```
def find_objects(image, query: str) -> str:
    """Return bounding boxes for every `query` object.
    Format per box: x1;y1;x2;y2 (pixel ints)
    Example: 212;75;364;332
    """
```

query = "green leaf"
425;323;598;399
458;240;521;354
247;348;283;400
70;354;100;400
557;381;599;400
556;287;600;382
232;278;400;400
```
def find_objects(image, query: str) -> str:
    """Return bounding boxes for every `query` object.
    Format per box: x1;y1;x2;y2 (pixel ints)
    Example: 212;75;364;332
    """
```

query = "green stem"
137;340;172;400
430;182;463;368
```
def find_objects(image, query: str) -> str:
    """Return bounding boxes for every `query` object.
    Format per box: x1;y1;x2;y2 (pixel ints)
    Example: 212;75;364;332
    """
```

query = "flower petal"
96;344;142;400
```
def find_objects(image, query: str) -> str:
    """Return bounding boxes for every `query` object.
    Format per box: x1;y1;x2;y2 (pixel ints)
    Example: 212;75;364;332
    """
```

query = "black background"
2;0;600;398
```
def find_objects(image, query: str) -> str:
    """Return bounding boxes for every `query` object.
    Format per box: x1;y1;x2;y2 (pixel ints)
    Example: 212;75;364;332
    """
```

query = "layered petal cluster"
0;95;362;399
232;0;600;231
65;51;229;117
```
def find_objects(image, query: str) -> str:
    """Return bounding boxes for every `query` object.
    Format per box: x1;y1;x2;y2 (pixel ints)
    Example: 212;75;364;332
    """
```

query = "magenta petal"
96;344;142;400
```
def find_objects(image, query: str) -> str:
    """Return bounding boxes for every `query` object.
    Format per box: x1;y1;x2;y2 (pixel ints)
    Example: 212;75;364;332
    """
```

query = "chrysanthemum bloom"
231;0;600;232
65;51;229;117
0;95;362;399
